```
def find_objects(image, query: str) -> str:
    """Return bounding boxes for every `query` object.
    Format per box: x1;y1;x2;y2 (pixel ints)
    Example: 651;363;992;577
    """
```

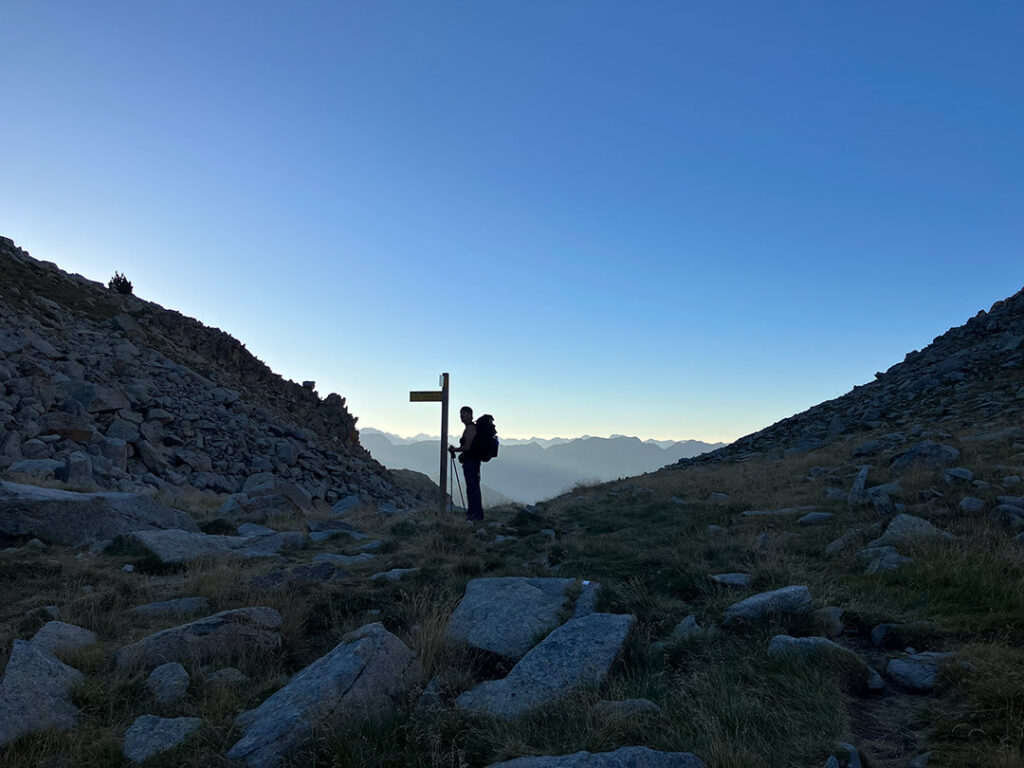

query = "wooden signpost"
410;372;449;514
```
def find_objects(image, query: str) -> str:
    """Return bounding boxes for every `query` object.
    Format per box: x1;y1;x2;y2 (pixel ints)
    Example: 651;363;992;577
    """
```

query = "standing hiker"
448;406;498;522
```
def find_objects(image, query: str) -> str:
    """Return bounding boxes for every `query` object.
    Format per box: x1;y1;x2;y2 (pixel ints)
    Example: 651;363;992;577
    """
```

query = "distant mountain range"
360;429;726;505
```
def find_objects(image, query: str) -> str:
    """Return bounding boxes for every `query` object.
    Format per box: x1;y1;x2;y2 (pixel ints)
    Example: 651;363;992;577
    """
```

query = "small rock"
710;573;752;590
798;511;833;525
205;667;250;686
943;467;975;484
866;514;954;549
887;651;955;692
722;586;812;626
30;622;98;657
122;564;135;572
415;677;442;711
858;546;913;573
958;497;986;514
572;580;602;619
668;614;705;643
312;552;376;567
123;715;202;763
369;567;420;582
908;752;933;768
147;662;190;703
0;640;83;747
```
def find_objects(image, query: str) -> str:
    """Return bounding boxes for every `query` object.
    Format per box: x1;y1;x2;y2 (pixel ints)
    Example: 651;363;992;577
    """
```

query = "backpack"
469;414;499;462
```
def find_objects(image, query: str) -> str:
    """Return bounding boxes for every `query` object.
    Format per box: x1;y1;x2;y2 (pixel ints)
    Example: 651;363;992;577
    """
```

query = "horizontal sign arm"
410;390;444;402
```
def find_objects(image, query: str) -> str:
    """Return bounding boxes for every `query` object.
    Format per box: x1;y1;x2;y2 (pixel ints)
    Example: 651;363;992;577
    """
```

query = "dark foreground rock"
0;481;198;546
445;576;576;659
485;747;705;768
227;623;421;768
115;607;282;669
456;613;634;719
0;639;84;747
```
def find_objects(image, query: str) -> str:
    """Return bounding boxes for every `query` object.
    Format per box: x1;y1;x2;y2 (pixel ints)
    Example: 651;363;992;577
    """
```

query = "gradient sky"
2;2;1022;443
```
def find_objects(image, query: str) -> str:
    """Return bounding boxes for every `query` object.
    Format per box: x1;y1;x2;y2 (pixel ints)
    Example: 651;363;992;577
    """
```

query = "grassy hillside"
2;412;1021;767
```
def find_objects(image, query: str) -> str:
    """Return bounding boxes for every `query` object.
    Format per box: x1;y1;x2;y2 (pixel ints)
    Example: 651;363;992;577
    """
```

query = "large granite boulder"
115;607;282;669
126;529;288;563
445;577;576;659
722;586;812;626
0;640;84;747
219;472;313;522
456;613;634;720
485;747;705;768
227;623;421;768
0;481;198;546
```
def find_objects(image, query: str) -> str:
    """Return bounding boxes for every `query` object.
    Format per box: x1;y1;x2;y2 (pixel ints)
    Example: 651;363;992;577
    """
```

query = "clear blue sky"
2;2;1022;442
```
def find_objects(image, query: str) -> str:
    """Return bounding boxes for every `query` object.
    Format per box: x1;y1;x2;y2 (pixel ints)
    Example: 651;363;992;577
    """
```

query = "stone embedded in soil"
710;573;752;589
866;514;954;549
30;621;98;656
722;586;812;626
123;715;202;763
115;607;282;669
127;529;290;564
130;597;210;619
886;651;955;692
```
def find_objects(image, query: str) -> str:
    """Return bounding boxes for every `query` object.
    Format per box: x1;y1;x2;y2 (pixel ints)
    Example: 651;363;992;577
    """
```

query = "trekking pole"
451;455;465;509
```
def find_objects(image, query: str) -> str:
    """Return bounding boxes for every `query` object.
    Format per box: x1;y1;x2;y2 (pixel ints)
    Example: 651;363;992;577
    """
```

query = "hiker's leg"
463;459;483;520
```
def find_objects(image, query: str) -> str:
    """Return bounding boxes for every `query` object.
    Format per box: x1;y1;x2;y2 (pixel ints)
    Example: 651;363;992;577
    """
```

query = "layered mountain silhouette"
361;429;725;504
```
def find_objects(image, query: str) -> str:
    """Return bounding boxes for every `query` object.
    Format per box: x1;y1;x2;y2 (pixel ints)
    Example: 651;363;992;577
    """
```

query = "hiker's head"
460;406;473;425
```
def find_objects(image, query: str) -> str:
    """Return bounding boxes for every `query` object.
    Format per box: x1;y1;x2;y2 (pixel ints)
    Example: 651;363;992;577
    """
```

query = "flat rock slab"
30;621;98;656
723;586;812;626
130;597;210;619
867;514;954;549
115;607;282;669
456;613;634;720
485;747;705;768
128;529;287;564
123;715;202;763
227;623;421;768
0;639;84;747
446;577;576;659
0;481;198;546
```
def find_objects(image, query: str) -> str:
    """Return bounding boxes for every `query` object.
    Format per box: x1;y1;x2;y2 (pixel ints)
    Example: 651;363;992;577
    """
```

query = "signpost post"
409;372;449;514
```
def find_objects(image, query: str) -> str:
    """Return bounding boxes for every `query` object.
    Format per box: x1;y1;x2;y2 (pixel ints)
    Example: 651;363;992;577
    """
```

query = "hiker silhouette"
448;406;488;521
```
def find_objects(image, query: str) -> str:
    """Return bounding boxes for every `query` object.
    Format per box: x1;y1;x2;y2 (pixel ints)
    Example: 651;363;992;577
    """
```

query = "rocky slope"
0;236;431;511
678;286;1024;465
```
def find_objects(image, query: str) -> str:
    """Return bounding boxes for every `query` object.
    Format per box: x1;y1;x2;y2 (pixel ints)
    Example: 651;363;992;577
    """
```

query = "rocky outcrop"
0;639;84;747
456;613;634;719
115;607;282;669
227;623;421;768
675;284;1024;465
0;481;198;546
445;577;576;659
0;236;432;512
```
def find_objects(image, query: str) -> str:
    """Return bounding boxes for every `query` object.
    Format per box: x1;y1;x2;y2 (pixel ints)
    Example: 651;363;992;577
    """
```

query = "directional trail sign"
409;373;450;513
